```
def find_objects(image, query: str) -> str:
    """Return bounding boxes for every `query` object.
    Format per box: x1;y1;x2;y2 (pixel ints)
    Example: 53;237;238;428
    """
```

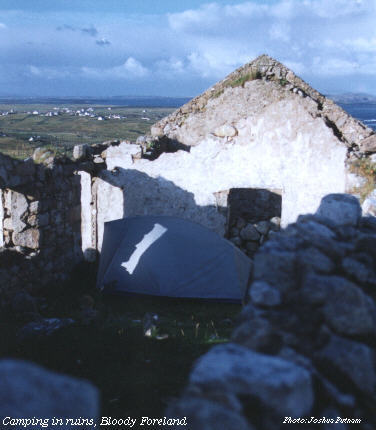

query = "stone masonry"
0;55;376;297
0;145;109;297
167;194;376;430
91;55;376;254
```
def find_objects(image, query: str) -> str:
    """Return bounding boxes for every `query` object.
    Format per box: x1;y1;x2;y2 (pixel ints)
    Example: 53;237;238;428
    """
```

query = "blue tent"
97;216;252;301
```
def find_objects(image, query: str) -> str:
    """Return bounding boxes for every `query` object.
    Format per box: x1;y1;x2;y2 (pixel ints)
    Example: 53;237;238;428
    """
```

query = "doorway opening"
226;188;282;258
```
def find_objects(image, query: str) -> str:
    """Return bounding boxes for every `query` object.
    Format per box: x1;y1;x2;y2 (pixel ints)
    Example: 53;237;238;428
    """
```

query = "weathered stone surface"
73;144;89;160
10;191;28;233
322;276;376;336
93;56;375;235
297;247;335;274
362;189;376;217
240;224;260;241
166;198;376;429
3;217;12;230
29;200;40;213
167;397;252;430
269;216;281;231
300;272;331;305
150;125;164;137
32;147;54;163
253;250;297;293
213;124;237;138
317;194;362;226
254;221;270;235
13;228;40;249
342;255;376;285
317;335;376;394
93;156;105;164
104;142;142;171
232;317;278;353
0;360;99;423
249;281;282;306
359;134;376;152
296;217;336;239
190;343;314;416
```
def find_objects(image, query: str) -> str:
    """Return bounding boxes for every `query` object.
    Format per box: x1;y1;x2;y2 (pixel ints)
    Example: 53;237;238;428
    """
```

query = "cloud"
56;24;98;37
269;22;291;43
1;1;376;96
82;57;149;79
28;65;72;80
303;0;373;18
81;26;98;37
121;57;149;77
56;24;76;32
96;38;111;46
185;48;255;79
166;0;376;81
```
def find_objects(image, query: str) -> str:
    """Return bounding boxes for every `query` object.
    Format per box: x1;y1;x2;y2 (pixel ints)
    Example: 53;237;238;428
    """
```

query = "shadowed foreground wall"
166;195;376;430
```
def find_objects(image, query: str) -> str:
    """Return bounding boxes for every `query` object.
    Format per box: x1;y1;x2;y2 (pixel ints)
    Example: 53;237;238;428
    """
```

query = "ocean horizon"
339;103;376;131
1;96;375;131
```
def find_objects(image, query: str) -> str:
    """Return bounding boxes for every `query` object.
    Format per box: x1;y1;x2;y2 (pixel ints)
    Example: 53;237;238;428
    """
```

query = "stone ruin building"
0;54;375;428
1;54;375;295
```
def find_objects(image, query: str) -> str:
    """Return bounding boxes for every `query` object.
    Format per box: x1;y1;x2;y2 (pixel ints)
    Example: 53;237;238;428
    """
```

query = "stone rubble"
166;194;376;430
231;217;280;258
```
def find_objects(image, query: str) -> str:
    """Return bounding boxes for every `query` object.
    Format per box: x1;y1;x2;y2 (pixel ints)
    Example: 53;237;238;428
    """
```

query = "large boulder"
0;360;99;427
190;343;314;417
317;193;362;226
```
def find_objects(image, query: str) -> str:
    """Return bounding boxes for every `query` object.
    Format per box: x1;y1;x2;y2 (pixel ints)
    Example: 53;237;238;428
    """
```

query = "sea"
2;97;376;131
338;103;376;131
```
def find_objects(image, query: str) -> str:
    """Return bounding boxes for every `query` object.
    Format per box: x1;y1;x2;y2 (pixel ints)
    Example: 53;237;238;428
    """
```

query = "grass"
349;158;376;202
229;70;262;88
212;89;224;99
0;104;174;159
0;263;240;420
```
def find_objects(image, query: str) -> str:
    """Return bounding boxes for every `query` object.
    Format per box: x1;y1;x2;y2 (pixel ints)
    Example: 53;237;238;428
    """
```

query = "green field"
0;104;174;159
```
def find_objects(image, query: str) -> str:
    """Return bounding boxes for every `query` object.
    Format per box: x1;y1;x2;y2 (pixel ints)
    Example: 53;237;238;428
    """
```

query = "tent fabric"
97;216;252;301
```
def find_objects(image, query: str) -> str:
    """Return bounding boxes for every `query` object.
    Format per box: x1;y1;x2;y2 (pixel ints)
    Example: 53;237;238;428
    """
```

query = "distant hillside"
0;96;192;108
327;93;376;104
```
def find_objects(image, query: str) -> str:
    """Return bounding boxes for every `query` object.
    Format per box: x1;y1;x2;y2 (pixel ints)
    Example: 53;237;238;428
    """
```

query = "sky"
0;0;375;97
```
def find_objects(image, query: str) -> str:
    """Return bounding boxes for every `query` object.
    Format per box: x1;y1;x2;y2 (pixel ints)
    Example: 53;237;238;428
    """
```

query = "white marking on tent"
121;223;167;275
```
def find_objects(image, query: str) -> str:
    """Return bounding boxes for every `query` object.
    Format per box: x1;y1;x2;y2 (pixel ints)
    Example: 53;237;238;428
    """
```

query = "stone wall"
227;188;281;257
166;194;376;430
153;55;374;156
96;98;349;234
0;151;90;296
0;130;375;297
